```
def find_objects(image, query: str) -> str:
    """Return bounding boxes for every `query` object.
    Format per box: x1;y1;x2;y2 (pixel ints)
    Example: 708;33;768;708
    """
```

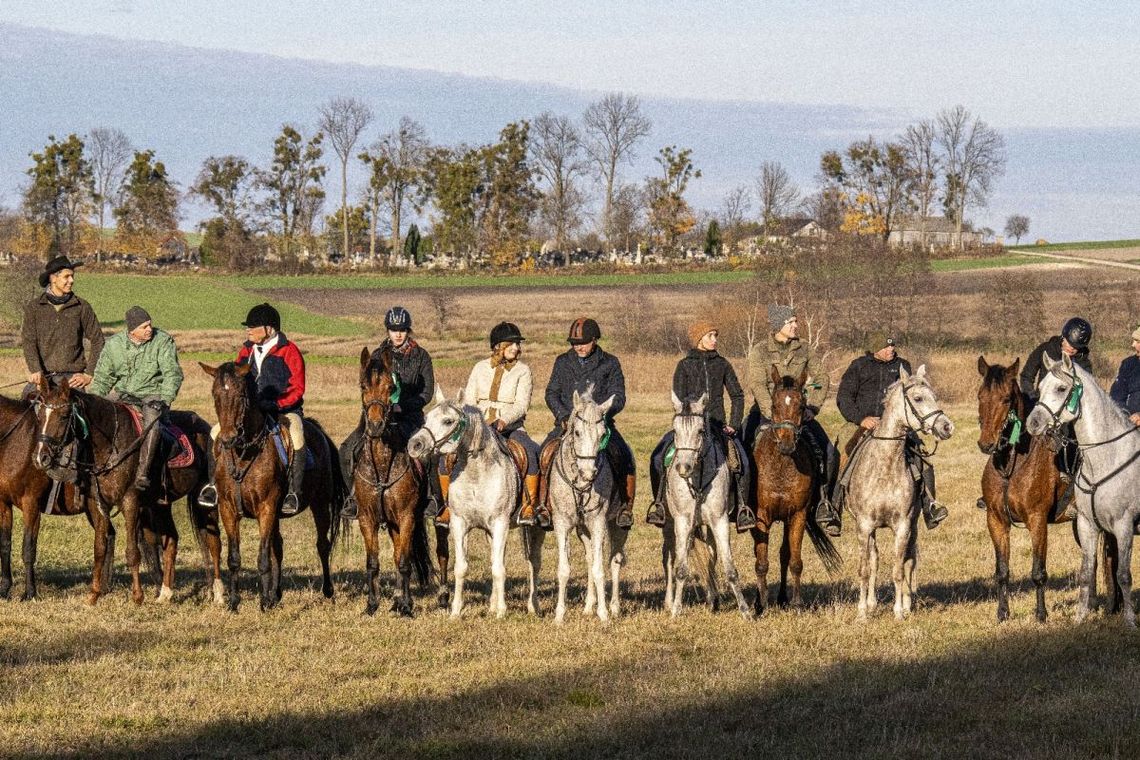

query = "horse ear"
37;373;51;394
572;388;582;409
454;386;465;406
671;390;683;413
798;368;808;387
598;395;616;415
360;347;370;370
433;384;446;406
1061;352;1073;370
695;392;709;414
199;362;218;378
977;355;988;377
769;364;781;387
898;365;911;383
1008;357;1021;378
915;363;927;379
1042;353;1057;371
235;363;252;377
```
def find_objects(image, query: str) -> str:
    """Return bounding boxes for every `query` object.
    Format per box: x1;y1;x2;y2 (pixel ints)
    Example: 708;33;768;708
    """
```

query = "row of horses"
4;348;1138;627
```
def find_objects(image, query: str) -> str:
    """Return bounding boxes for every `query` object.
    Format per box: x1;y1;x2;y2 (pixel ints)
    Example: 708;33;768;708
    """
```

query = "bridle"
416;403;471;455
33;395;83;467
554;409;608;511
670;409;716;502
870;380;946;457
215;385;267;454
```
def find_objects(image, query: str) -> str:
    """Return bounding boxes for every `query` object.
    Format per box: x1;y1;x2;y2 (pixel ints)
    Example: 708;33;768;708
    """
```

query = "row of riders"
12;254;1140;616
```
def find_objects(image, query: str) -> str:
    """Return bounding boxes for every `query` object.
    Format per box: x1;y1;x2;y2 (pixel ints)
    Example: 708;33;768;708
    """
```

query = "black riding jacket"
545;346;626;425
1110;355;1140;414
672;349;744;429
1021;336;1092;398
837;354;913;424
370;339;435;426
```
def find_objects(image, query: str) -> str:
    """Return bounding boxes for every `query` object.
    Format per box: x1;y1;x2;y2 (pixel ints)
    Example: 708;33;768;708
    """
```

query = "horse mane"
363;356;392;388
776;375;799;390
982;360;1029;412
461;403;489;451
1069;361;1133;428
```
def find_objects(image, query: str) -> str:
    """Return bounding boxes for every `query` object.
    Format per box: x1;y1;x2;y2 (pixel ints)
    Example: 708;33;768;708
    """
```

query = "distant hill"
2;23;1137;241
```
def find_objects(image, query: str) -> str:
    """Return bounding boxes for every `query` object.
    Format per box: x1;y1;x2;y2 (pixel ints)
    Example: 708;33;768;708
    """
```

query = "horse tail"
321;427;345;553
804;514;843;576
184;494;210;569
410;500;434;587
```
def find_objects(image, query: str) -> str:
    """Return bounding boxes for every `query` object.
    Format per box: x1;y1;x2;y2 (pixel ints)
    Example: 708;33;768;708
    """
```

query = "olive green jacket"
746;333;829;417
88;328;183;405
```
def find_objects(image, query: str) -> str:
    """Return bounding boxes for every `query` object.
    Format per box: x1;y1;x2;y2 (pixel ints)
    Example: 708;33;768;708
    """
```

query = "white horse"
842;365;954;620
661;392;750;618
547;386;629;624
1027;353;1140;627
407;385;544;619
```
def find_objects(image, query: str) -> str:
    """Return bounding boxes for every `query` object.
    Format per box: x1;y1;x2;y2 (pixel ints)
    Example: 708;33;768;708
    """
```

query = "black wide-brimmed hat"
38;256;84;287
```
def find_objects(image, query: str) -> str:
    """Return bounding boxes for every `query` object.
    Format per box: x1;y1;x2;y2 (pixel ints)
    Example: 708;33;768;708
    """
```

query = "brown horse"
30;376;216;604
200;361;342;612
350;348;435;616
976;356;1119;622
750;367;841;613
0;393;113;601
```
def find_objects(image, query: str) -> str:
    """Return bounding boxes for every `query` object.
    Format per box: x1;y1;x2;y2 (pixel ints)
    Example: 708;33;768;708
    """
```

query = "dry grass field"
2;321;1139;760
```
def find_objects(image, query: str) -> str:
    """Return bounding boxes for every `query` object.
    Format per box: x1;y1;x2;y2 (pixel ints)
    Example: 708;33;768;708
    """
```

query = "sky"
3;0;1139;129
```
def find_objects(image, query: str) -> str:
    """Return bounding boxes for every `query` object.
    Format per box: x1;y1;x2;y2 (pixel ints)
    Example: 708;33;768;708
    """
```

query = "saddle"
122;404;194;469
538;435;561;510
269;421;316;471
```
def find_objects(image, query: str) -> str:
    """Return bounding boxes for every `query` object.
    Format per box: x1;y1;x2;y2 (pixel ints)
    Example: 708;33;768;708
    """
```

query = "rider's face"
48;269;74;296
129;320;154;344
778;317;799;340
573;340;596;357
1060;338;1078;356
389;329;408;348
698;331;718;351
503;341;522;361
1132;338;1140;357
246;325;271;344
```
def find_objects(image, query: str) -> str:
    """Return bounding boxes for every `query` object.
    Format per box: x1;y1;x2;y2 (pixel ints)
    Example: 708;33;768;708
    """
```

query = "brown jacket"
21;292;105;375
746;332;829;417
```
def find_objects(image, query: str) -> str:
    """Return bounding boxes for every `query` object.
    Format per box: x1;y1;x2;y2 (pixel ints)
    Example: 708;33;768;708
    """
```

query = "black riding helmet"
567;317;601;345
385;305;412;331
1061;317;1093;350
489;321;526;349
242;302;281;331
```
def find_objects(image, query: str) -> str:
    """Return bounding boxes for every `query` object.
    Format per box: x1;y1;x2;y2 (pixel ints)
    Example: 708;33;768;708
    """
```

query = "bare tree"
88;127;132;254
582;93;651;244
531;112;587;251
1004;214;1030;244
359;117;429;262
608;183;644;254
720;184;751;252
318;97;374;259
755;160;799;229
900;119;939;246
936;105;1006;248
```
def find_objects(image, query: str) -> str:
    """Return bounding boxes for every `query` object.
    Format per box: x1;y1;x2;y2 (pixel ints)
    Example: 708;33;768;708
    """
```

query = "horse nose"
675;463;692;478
978;440;995;455
34;449;51;470
407;435;426;459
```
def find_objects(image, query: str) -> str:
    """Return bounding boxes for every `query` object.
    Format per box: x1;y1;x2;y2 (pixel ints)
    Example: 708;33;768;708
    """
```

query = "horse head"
407;384;469;461
670;391;708;479
1026;352;1081;436
359;347;396;439
769;364;807;455
31;373;75;471
200;361;256;449
567;384;614;484
896;364;954;440
976;355;1022;454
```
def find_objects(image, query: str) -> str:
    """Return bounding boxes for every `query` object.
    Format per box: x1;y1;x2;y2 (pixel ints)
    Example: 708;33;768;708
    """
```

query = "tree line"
1;96;1015;268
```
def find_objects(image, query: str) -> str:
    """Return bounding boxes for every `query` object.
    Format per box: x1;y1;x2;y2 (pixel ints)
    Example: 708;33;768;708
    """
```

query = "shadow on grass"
11;624;1135;760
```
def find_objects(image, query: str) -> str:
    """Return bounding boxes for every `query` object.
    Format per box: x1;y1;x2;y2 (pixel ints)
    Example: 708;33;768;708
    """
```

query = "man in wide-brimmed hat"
21;255;104;395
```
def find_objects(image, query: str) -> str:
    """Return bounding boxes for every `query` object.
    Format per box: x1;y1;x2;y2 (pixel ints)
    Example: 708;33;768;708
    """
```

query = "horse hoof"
398;605;414;619
437;593;450;610
322;586;334;600
156;586;173;603
212;580;226;605
132;593;145;606
0;585;10;601
85;592;101;607
364;602;379;616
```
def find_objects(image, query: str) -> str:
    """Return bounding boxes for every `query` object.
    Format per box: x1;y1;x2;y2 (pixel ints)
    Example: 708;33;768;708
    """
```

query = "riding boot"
434;473;450;527
134;426;160;491
517;474;540;525
281;449;305;515
339;437;360;519
198;443;218;508
919;462;947;530
614;474;635;529
808;436;841;537
424;458;444;519
646;473;668;527
734;472;757;532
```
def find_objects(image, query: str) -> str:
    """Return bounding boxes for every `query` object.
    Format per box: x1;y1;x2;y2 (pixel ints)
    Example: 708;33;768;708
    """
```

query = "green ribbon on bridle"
448;414;468;443
389;373;402;404
1065;378;1083;414
1006;409;1022;446
663;442;676;468
598;425;612;452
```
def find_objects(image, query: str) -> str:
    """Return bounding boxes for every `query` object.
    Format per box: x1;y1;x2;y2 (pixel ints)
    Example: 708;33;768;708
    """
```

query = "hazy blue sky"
4;1;1138;128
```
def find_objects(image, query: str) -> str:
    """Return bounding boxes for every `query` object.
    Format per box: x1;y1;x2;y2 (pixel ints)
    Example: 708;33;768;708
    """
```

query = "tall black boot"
646;469;667;527
282;449;305;516
809;436;841;537
733;471;756;531
424;458;444;519
198;442;218;508
920;461;947;530
339;431;361;519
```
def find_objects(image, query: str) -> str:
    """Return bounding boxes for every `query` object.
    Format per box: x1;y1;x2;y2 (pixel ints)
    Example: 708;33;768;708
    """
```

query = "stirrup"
198;482;218;508
923;501;948;530
134;475;151;492
614;504;633;530
735;505;757;532
646;502;667;527
536;506;553;531
816;497;841;537
517;506;537;526
281;492;301;516
340;496;358;520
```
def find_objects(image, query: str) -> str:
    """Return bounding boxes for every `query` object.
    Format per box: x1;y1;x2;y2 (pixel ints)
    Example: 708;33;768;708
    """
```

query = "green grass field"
1007;239;1140;252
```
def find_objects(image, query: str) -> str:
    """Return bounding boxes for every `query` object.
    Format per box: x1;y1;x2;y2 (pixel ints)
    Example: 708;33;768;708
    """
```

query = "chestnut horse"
30;376;216;604
750;367;841;613
976;356;1117;622
200;362;343;611
350;348;435;616
0;393;112;601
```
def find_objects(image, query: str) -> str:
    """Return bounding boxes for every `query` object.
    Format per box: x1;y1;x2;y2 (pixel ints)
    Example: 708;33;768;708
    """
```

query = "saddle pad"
121;404;194;469
271;426;316;470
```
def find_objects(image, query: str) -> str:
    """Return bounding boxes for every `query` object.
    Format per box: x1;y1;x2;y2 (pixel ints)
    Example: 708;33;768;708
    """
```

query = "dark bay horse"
0;393;112;602
750;367;841;613
30;376;216;604
979;356;1121;622
200;362;342;611
350;348;434;616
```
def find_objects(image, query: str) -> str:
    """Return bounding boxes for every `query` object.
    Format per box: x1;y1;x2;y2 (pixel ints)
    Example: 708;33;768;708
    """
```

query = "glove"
258;398;279;415
146;399;169;413
803;406;818;423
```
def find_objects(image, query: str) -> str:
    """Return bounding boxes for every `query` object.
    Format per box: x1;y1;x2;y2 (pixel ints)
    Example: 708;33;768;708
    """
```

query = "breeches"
210;412;305;450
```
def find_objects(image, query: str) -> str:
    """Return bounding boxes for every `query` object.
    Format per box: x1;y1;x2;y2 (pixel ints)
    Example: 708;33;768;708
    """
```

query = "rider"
645;320;756;531
199;303;307;515
462;322;541;524
339;306;437;520
21;255;104;396
1109;325;1140;427
87;306;183;491
835;331;948;531
1020;317;1093;481
541;317;635;529
745;304;840;536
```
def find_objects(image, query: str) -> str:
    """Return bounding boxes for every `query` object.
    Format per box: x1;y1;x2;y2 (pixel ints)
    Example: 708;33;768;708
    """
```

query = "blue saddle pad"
270;424;316;470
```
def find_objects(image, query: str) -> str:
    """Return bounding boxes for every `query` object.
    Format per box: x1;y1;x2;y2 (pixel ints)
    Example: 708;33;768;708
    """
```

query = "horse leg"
194;500;224;604
1026;514;1049;623
662;519;676;611
435;524;451;611
312;494;334;600
903;520;918;614
359;508;381;616
0;502;12;600
554;524;572;624
671;514;693;617
449;515;468;619
271;524;284;604
986;507;1012;622
578;528;598;616
524;525;544;616
138;507;162;591
892;521;912;620
608;521;627;619
752;521;771;616
777;522;791;607
122;493;145;605
712;511;750;619
20;499;43;601
857;527;874;620
589;516;610;623
1112;525;1135;628
155;506;178;603
1102;532;1122;615
489;516;509;619
1074;513;1099;623
221;504;242;612
391;511;415;617
254;507;277;611
83;504;109;605
787;509;807;609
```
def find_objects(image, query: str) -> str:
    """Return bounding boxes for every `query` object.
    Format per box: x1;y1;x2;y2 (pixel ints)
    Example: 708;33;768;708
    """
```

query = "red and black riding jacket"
236;332;306;414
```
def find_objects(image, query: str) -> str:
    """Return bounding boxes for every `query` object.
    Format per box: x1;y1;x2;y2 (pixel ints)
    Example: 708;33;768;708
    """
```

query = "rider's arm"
274;343;306;411
805;350;829;411
746;345;772;418
545;355;570;422
463;363;483;410
496;364;532;427
21;300;45;375
81;300;105;373
605;354;626;417
1020;342;1045;397
835;360;861;424
157;332;184;406
723;360;744;431
86;337;118;398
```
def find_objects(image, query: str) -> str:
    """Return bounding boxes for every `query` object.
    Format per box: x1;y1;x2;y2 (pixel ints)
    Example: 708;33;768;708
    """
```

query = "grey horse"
661;392;750;618
1027;353;1140;626
842;365;955;619
408;385;544;619
547;385;629;624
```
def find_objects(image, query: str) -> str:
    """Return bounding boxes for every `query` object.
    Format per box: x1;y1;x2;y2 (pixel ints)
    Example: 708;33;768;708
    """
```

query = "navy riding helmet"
385;305;412;331
1061;317;1092;350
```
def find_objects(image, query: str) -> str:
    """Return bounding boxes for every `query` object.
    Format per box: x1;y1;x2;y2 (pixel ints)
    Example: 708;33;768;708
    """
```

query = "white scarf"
252;334;275;373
